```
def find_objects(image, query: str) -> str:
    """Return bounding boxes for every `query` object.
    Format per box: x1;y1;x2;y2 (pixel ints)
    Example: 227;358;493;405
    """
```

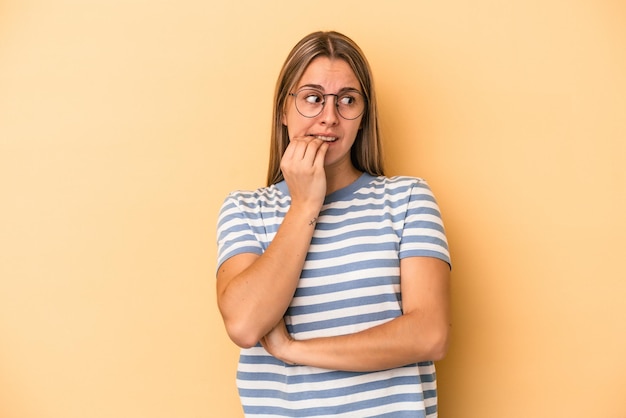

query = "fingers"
288;135;324;162
313;140;329;166
282;135;327;169
280;135;328;206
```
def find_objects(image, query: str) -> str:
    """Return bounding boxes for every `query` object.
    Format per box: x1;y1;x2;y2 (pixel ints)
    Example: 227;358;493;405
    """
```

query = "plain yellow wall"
1;1;625;417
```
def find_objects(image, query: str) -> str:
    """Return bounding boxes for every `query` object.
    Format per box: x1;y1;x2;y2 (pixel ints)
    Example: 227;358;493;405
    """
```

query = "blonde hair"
266;31;385;186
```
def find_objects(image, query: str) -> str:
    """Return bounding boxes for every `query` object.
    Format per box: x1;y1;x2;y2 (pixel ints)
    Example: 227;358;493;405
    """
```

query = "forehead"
296;57;360;90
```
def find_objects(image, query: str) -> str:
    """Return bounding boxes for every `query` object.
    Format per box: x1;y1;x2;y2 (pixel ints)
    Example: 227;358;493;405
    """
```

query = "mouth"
313;135;338;142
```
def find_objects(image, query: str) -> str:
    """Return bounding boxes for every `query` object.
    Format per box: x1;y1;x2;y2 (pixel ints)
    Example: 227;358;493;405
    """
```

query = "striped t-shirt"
216;173;451;417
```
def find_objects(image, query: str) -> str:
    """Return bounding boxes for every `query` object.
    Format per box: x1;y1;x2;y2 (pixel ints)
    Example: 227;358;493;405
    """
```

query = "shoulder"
217;183;289;225
222;182;289;209
360;176;440;212
365;175;431;194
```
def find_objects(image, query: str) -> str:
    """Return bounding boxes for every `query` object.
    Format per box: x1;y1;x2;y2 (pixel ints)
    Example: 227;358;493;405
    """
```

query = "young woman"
216;31;451;417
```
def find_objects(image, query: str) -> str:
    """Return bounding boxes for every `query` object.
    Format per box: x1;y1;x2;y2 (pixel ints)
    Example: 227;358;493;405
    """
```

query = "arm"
261;256;451;371
216;137;329;348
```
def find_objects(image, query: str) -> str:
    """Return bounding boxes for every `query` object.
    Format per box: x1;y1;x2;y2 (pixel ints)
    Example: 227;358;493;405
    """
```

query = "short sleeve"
216;193;264;272
398;180;451;267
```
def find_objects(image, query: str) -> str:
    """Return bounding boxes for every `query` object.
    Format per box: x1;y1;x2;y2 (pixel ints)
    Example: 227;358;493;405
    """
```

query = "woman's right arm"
216;137;328;348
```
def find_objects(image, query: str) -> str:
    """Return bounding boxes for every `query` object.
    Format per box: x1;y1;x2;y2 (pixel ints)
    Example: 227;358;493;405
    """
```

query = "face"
282;57;363;170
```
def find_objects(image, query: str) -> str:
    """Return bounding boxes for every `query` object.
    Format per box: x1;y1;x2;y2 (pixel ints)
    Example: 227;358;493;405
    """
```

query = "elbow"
425;324;451;362
223;319;262;349
228;332;259;350
226;325;261;348
218;298;263;348
232;337;260;350
429;339;449;362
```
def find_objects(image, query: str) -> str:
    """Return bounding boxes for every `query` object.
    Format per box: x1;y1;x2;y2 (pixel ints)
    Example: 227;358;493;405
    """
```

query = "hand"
280;136;329;210
260;318;296;365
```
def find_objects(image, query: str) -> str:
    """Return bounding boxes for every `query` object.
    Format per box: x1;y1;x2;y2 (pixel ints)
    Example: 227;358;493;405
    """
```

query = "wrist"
286;204;321;226
279;338;299;366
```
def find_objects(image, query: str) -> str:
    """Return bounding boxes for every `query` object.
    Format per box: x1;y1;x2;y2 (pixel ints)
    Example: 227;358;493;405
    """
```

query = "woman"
216;31;451;417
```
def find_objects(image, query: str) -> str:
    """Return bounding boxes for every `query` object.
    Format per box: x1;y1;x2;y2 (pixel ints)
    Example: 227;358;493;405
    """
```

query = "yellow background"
1;1;625;417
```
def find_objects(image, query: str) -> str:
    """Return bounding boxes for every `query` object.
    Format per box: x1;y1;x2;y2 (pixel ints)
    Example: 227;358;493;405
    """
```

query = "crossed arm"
259;256;450;372
218;249;451;372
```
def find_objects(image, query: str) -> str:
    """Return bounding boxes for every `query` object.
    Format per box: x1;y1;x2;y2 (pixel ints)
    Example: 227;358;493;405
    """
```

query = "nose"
319;96;340;125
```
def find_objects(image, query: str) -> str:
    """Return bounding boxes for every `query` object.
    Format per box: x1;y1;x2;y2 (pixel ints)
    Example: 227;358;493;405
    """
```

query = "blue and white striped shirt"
217;173;450;417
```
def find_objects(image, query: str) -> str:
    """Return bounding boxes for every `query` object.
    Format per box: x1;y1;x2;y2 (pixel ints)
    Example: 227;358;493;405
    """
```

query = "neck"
325;164;362;195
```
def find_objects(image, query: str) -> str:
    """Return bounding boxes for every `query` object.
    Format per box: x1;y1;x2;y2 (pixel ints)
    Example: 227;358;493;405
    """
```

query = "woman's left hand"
260;318;296;364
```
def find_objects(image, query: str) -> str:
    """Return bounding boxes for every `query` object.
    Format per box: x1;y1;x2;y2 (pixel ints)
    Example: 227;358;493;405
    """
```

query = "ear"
281;109;287;126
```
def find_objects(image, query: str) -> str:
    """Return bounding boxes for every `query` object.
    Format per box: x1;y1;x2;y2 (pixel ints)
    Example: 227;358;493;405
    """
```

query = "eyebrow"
297;84;362;94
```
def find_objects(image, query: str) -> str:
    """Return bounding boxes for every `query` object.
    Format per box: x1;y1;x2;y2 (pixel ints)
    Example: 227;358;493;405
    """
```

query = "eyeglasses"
289;88;366;120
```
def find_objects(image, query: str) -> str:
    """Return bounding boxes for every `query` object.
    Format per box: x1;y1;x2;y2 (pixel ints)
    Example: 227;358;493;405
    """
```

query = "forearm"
217;205;319;348
275;312;450;372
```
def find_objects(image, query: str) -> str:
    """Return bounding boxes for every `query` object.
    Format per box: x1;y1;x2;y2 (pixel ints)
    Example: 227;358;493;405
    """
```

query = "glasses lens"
295;89;324;118
294;89;365;120
336;91;365;120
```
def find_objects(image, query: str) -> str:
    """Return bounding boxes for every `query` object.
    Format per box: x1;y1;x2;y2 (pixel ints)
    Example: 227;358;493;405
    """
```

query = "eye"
339;94;357;106
303;92;323;104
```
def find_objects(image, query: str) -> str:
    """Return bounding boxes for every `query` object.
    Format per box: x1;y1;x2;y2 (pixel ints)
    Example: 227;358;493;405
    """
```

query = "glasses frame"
288;88;366;120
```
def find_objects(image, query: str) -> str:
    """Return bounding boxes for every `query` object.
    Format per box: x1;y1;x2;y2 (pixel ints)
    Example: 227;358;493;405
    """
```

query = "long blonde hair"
266;31;385;186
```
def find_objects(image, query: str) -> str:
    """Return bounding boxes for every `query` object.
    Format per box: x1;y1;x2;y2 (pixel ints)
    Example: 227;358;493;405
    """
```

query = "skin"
216;57;451;372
